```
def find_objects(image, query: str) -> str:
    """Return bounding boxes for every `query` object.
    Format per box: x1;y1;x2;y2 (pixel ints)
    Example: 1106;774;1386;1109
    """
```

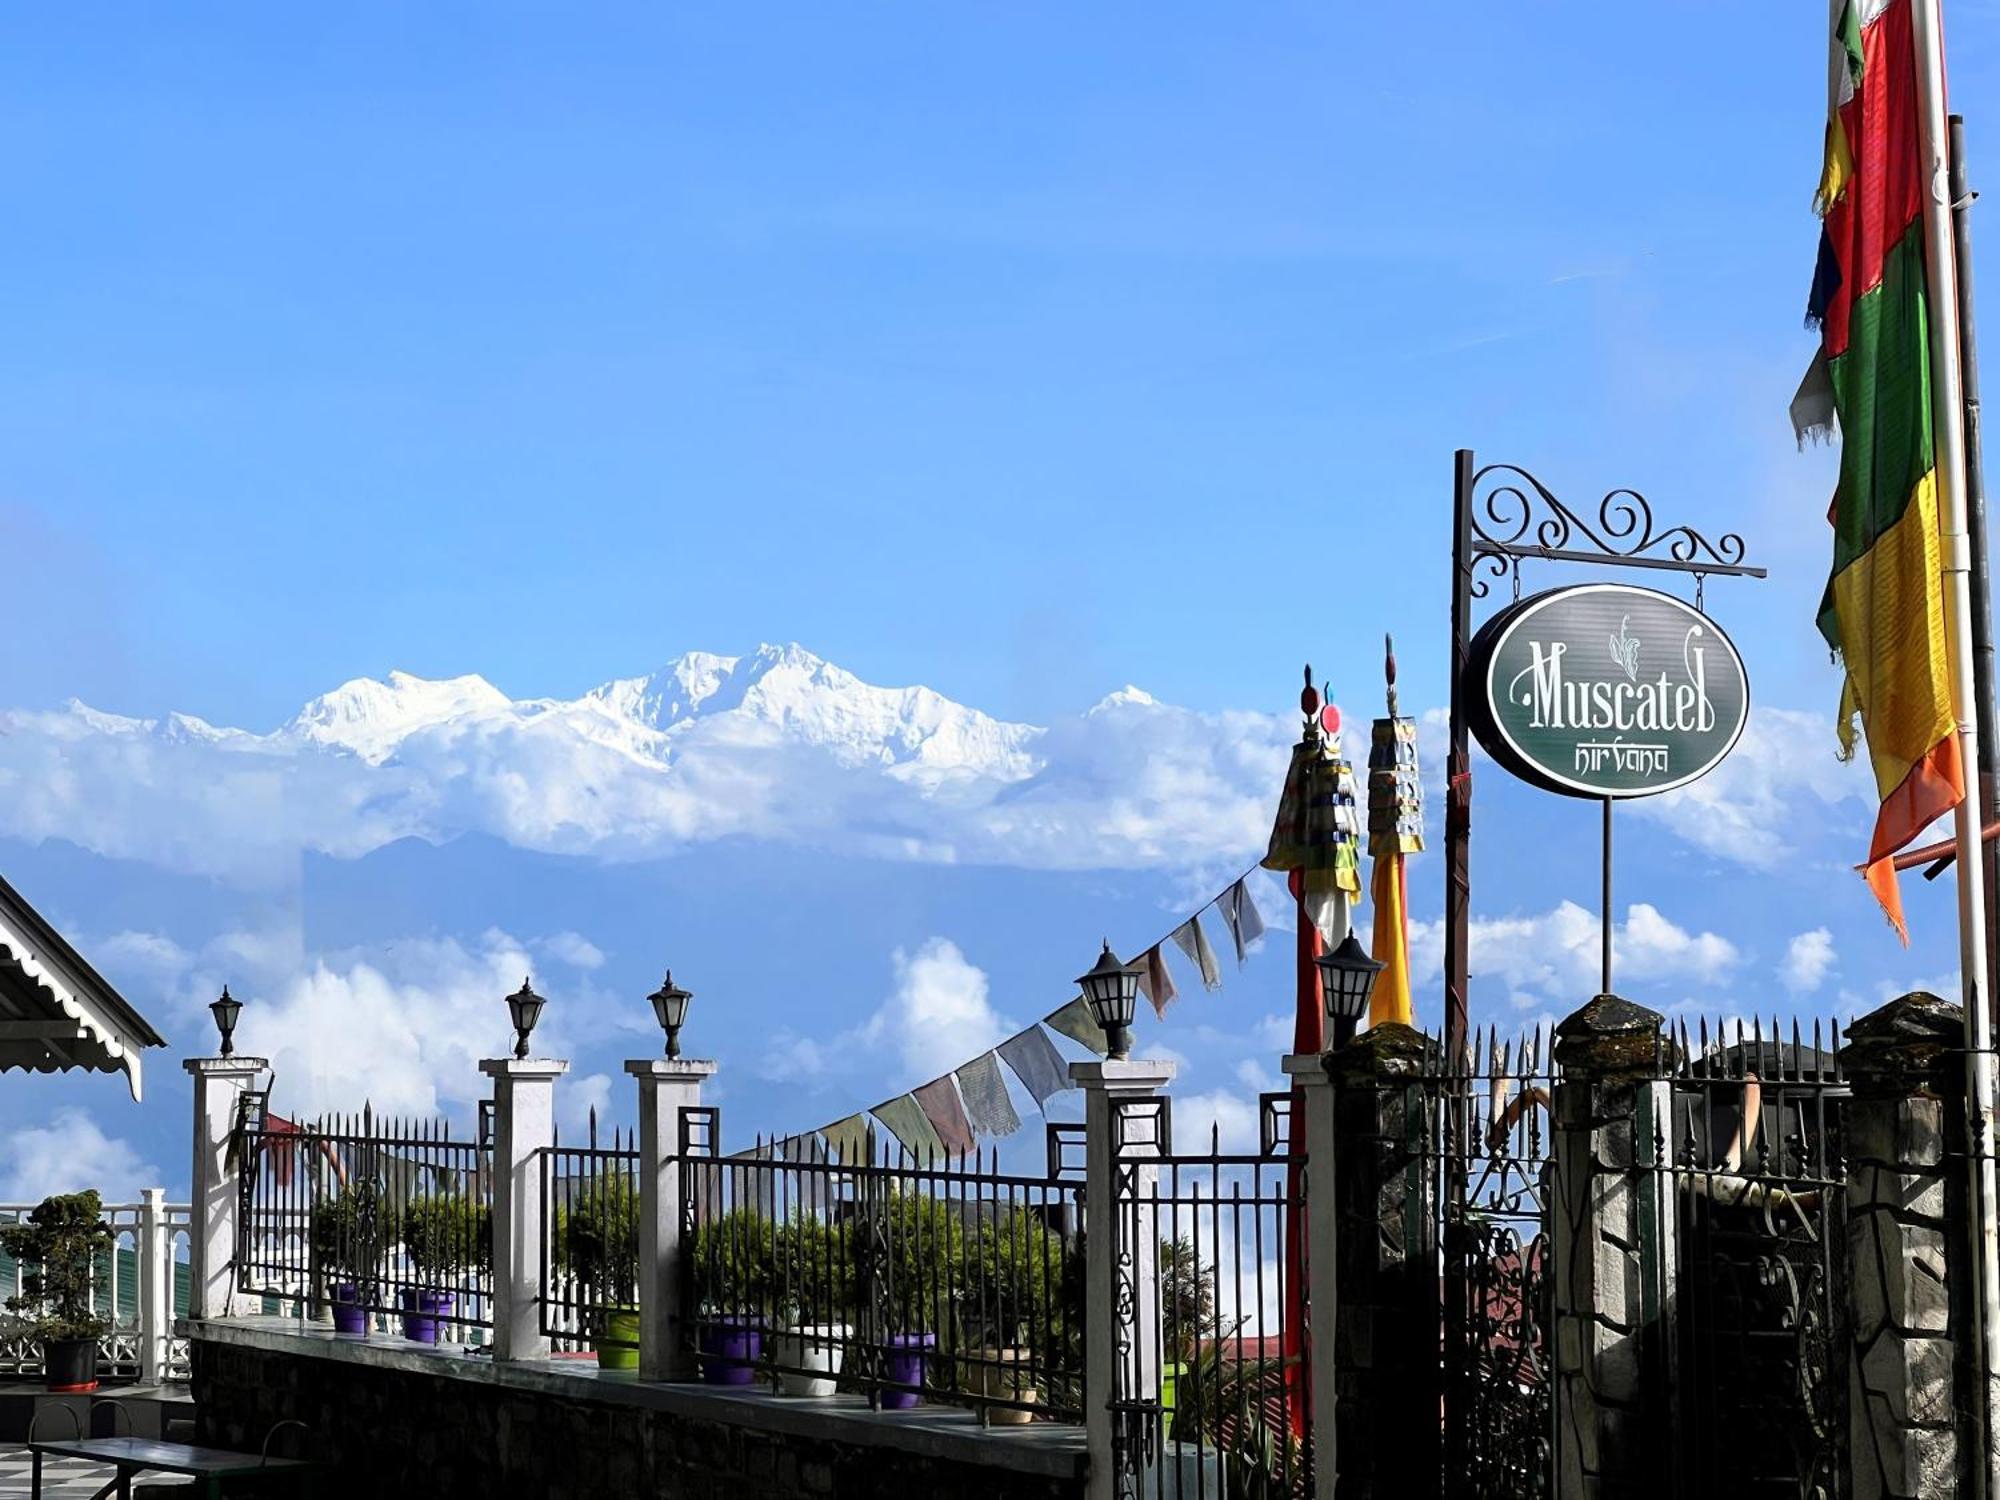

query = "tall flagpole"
1912;5;2000;1492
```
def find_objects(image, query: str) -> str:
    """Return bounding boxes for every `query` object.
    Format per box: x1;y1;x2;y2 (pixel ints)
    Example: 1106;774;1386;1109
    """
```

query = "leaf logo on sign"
1608;615;1641;684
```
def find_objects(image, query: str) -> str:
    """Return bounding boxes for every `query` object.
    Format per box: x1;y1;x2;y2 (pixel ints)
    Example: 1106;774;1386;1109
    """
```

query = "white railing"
0;1189;193;1384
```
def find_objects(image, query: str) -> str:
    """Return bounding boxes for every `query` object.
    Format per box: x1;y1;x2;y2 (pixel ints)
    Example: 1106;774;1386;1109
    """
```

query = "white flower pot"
775;1323;850;1397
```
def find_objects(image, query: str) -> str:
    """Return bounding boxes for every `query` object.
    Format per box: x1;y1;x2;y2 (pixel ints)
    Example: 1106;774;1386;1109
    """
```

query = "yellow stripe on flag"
1829;468;1957;800
1368;855;1411;1028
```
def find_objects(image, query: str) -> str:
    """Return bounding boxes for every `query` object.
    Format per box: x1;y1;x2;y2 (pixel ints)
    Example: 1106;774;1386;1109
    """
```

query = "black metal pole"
1951;114;2000;1035
1442;449;1474;1500
1446;449;1474;1061
1601;797;1614;995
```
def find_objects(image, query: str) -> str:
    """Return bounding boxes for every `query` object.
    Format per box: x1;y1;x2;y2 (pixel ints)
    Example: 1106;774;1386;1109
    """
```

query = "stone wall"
191;1323;1085;1500
1841;993;1963;1500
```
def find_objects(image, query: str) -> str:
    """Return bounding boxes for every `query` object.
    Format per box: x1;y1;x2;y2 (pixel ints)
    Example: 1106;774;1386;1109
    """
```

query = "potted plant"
0;1191;113;1393
873;1192;963;1409
554;1174;641;1369
690;1206;774;1385
396;1191;489;1343
310;1180;392;1335
770;1215;853;1397
964;1208;1067;1424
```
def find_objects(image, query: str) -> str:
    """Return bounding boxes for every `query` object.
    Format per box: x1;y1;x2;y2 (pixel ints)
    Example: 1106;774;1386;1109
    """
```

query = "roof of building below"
0;872;167;1101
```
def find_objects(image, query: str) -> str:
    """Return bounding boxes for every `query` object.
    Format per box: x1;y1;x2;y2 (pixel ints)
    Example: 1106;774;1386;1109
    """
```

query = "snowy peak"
580;645;1040;776
582;650;741;730
287;670;511;762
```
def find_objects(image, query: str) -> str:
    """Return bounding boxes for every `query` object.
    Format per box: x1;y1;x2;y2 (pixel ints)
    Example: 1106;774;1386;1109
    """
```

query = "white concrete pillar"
183;1055;267;1321
627;1057;717;1381
479;1056;567;1362
138;1187;171;1385
1072;1058;1176;1500
1282;1053;1340;1500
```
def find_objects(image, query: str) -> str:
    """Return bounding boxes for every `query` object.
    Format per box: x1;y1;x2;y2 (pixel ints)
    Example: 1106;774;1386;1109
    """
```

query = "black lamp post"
209;986;242;1058
1316;928;1385;1051
649;971;693;1059
1076;941;1140;1062
506;977;545;1060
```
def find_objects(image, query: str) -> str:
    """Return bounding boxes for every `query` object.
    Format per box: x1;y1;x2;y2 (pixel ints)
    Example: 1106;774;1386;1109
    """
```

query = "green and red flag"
1794;0;1962;942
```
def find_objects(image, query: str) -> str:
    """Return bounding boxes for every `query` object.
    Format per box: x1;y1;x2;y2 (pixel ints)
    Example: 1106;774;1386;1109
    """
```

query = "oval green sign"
1467;583;1749;800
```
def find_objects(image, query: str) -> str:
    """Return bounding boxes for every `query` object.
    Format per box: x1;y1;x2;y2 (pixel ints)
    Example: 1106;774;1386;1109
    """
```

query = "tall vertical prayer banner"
1797;0;1964;940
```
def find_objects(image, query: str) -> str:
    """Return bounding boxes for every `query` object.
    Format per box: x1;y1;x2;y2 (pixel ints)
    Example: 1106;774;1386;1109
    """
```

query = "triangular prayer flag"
997;1025;1074;1106
1171;915;1222;992
1045;996;1109;1055
912;1076;976;1157
955;1052;1023;1138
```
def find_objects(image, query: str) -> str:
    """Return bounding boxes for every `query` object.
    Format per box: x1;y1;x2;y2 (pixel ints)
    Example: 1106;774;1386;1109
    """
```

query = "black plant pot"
43;1336;98;1393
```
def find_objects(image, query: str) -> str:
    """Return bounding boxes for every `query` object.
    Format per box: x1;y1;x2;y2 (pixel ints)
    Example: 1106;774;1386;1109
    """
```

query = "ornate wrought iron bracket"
1467;462;1767;602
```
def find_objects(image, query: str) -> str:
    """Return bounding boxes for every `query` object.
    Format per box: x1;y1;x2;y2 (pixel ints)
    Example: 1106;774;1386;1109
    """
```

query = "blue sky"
1;4;1997;1196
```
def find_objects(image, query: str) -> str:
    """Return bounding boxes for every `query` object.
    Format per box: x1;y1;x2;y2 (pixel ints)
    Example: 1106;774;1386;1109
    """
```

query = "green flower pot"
596;1308;640;1370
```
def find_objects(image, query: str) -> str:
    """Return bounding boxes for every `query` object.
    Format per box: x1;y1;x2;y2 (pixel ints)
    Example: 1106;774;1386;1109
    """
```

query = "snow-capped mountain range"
9;645;1285;879
214;643;1045;780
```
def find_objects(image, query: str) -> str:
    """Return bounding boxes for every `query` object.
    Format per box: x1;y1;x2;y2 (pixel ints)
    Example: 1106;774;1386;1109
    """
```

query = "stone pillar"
1549;994;1676;1499
184;1054;267;1320
627;1056;717;1381
1072;1058;1175;1500
479;1056;567;1362
1314;1022;1441;1500
1840;992;1962;1500
138;1187;172;1384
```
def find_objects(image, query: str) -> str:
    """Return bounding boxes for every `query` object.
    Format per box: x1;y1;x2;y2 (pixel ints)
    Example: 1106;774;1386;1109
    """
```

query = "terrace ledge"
186;1317;1088;1479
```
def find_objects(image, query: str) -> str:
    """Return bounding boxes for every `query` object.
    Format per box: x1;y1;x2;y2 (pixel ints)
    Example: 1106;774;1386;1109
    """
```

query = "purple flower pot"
880;1332;935;1409
400;1288;455;1343
698;1318;765;1385
330;1283;368;1336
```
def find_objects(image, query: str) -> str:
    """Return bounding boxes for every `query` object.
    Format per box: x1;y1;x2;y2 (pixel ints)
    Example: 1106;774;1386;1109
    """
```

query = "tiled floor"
0;1444;191;1496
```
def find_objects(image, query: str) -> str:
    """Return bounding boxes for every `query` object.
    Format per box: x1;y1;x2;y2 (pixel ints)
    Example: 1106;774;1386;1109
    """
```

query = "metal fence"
1667;1018;1850;1500
538;1111;641;1355
1109;1094;1313;1500
1416;1017;1852;1500
679;1107;1086;1422
234;1097;493;1341
0;1195;192;1383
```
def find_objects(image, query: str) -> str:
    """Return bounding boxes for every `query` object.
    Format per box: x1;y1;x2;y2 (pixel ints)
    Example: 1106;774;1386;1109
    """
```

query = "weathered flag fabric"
1804;0;1961;941
1044;996;1109;1055
997;1024;1074;1105
912;1075;977;1157
1171;916;1223;992
871;1094;945;1159
954;1051;1023;1138
1217;879;1266;965
1133;943;1177;1018
822;1112;873;1167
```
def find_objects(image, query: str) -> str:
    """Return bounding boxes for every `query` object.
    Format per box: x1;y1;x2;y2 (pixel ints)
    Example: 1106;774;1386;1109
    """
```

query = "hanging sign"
1466;582;1748;799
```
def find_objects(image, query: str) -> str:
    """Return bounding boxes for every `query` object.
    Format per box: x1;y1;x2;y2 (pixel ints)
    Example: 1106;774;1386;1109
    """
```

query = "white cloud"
0;1110;162;1204
1782;928;1836;994
559;1072;615;1137
538;932;607;970
854;938;1014;1084
756;1032;829;1085
1632;706;1869;868
240;931;555;1120
1410;899;1739;1011
1172;1088;1261;1154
